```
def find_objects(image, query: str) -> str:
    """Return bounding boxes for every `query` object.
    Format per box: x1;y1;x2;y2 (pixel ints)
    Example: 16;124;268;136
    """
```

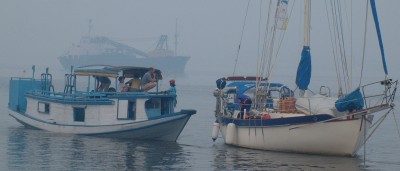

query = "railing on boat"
25;89;177;104
216;79;397;119
360;79;397;109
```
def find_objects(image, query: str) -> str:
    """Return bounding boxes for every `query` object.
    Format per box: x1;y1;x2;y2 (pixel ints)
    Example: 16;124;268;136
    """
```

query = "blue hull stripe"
220;114;334;127
9;110;191;127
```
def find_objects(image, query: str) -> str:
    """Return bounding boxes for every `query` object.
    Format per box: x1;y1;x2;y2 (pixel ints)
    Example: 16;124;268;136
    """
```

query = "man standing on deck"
94;76;111;92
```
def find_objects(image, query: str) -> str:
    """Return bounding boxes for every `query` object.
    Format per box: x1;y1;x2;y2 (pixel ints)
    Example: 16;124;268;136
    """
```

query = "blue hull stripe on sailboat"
370;0;388;75
221;114;333;127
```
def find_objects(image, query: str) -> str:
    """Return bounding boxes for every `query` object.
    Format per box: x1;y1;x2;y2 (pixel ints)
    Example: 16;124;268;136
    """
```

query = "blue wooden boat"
8;65;196;141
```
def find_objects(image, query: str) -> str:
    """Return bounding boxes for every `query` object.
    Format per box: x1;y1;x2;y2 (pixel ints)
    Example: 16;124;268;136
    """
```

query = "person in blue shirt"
168;79;176;94
163;79;177;106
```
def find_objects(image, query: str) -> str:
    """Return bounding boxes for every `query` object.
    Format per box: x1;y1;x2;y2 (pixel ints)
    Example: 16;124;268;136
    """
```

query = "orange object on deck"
278;97;297;113
262;114;271;120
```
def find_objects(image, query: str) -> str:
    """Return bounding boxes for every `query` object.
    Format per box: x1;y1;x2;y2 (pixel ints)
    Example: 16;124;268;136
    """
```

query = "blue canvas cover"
335;88;364;112
295;46;312;90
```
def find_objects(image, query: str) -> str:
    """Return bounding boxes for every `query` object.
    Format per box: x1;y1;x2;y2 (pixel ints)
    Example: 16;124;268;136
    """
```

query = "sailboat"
211;0;397;156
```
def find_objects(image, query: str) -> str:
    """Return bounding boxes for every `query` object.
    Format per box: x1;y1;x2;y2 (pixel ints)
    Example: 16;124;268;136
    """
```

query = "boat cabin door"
117;99;136;120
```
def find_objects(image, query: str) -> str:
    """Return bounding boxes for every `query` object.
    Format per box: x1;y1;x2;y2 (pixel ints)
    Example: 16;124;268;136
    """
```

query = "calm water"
1;74;399;171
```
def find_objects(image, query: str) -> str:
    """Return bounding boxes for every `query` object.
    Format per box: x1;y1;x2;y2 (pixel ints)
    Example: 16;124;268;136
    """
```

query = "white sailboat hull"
219;118;370;156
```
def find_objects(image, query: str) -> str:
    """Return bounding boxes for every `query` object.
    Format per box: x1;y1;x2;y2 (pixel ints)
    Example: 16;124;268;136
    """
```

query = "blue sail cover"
335;88;364;112
295;46;311;90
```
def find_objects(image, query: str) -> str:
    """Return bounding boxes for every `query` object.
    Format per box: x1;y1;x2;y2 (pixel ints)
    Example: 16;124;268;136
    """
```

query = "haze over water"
1;0;400;170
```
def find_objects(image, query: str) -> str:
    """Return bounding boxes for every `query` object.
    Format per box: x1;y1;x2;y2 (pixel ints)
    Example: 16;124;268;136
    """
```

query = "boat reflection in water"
211;142;361;170
7;127;190;170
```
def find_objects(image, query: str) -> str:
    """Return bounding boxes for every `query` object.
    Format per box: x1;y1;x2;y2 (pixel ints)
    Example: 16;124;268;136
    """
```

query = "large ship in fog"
58;34;190;74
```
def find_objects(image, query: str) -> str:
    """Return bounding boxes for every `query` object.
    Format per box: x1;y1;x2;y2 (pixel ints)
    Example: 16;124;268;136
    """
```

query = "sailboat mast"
303;0;310;46
295;0;312;97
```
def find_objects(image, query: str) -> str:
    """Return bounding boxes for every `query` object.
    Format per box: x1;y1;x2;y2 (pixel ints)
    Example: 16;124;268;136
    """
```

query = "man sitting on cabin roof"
140;67;157;92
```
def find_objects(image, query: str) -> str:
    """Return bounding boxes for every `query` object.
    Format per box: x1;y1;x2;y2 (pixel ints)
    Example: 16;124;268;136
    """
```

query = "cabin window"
38;102;50;114
73;108;85;122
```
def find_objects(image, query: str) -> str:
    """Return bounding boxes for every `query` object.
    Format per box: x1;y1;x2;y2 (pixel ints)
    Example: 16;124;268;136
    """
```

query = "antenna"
88;19;93;37
174;19;178;56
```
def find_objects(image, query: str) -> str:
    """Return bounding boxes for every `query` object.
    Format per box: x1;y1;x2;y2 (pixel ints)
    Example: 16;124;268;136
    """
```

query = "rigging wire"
341;0;355;91
333;0;349;94
261;1;273;78
254;0;264;108
232;0;251;76
364;109;392;143
359;1;369;87
331;0;345;96
325;0;342;97
337;1;351;93
267;0;296;79
255;0;273;110
350;0;353;90
334;0;350;94
363;115;366;168
260;0;292;80
392;110;400;139
256;0;264;71
327;0;355;96
258;0;274;81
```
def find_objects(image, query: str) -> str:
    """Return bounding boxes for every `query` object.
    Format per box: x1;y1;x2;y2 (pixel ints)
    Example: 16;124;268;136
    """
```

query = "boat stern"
8;77;42;113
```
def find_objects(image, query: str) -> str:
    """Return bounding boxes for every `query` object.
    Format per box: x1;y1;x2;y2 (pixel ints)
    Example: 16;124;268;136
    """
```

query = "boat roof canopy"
74;65;162;79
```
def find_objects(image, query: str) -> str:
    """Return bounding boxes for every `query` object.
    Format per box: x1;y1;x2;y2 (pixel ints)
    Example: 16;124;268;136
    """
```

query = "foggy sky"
1;0;399;88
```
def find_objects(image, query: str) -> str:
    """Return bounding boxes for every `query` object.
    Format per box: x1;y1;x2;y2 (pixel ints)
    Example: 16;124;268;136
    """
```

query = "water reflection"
7;127;189;170
212;143;362;171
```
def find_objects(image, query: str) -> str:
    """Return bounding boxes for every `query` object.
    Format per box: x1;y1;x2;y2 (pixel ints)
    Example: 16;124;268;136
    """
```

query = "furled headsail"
370;0;388;75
